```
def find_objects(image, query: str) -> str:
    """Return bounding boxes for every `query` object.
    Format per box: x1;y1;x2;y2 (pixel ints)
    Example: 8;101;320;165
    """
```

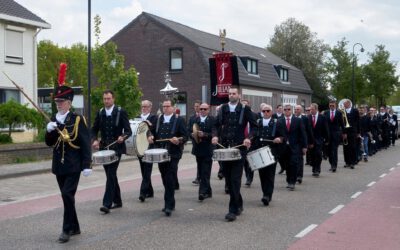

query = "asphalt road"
0;144;399;250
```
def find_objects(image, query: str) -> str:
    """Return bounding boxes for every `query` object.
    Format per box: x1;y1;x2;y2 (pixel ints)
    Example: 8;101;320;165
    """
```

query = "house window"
279;68;288;82
170;48;182;71
0;89;20;104
5;29;24;64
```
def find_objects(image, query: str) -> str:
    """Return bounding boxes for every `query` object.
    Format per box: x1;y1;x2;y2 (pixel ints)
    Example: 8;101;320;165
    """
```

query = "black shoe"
58;232;70;243
225;187;230;194
236;207;243;216
192;179;200;185
261;196;270;206
146;193;154;198
225;213;237;221
350;165;354;169
312;173;320;177
198;194;205;201
138;195;145;202
245;180;252;187
344;164;348;168
296;178;302;184
100;206;110;214
288;184;295;191
217;172;224;180
175;185;180;190
278;169;285;174
364;158;368;162
163;208;172;216
69;229;81;236
110;203;122;209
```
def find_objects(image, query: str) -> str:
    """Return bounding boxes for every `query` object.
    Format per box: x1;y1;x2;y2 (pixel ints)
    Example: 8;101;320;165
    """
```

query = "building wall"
112;16;209;118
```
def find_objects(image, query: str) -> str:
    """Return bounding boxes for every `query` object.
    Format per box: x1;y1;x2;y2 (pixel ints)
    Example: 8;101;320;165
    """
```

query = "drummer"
188;103;217;201
211;86;258;222
147;99;188;216
91;90;132;214
137;100;158;202
251;104;286;206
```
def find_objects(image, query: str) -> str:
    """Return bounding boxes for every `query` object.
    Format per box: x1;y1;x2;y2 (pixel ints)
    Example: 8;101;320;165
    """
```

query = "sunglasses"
262;110;271;113
284;108;291;111
305;109;310;112
199;108;208;111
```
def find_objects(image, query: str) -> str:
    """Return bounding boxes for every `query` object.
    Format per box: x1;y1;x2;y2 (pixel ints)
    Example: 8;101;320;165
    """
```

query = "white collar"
163;114;173;123
105;105;115;116
228;103;237;112
200;116;207;122
141;113;150;121
262;117;271;126
56;111;70;124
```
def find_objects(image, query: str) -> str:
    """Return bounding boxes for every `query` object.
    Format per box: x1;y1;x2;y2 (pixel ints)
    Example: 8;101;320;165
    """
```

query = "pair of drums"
212;146;275;171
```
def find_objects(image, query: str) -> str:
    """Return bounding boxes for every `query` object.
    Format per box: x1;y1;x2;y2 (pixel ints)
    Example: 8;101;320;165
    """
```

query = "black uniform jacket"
189;115;217;157
252;117;286;159
91;106;132;154
45;112;92;175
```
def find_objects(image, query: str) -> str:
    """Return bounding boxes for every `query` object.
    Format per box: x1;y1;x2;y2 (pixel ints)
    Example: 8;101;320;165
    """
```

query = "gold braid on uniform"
54;116;81;163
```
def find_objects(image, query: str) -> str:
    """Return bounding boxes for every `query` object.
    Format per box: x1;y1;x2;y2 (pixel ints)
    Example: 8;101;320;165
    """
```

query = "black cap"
54;85;74;101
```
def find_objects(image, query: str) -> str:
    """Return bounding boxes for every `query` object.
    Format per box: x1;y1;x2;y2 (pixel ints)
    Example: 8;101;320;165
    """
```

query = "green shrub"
34;129;46;142
0;134;12;144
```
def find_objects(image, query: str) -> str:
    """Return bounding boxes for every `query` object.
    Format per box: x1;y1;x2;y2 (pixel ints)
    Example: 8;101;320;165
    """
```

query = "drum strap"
238;104;245;125
272;118;277;137
171;116;178;135
155;114;162;134
115;106;121;127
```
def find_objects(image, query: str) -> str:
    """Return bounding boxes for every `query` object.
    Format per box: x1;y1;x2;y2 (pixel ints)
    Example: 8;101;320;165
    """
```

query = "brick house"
110;12;312;119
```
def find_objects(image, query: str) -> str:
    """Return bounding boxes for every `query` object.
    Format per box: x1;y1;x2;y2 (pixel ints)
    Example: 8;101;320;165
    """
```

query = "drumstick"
260;138;274;142
216;143;226;149
155;137;183;142
105;135;128;149
232;144;245;149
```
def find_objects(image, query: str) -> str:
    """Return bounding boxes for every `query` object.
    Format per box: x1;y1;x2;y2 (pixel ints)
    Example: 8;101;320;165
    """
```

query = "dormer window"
240;57;258;75
274;65;289;82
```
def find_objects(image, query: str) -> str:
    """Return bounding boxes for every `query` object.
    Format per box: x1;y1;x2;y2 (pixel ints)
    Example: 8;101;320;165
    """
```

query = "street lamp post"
352;42;365;105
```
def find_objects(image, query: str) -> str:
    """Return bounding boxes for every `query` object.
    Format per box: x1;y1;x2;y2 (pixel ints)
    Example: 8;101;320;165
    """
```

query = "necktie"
331;111;334;121
312;115;316;128
286;117;290;131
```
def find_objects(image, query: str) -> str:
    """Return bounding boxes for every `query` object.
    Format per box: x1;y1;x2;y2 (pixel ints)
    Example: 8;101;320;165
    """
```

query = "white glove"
82;169;92;177
46;122;58;132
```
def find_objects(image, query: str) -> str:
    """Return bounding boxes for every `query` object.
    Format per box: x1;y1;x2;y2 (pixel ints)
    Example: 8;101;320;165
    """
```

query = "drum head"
145;148;168;155
135;122;149;156
93;150;115;157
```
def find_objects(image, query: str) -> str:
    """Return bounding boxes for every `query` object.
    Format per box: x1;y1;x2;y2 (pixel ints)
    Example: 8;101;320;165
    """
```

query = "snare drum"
246;146;275;171
142;148;170;163
125;120;149;156
92;150;118;165
212;148;241;161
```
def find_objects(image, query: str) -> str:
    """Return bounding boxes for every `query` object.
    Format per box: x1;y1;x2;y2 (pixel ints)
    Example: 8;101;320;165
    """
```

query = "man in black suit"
92;90;132;214
137;100;158;202
280;104;307;190
45;85;92;243
147;99;188;216
388;108;398;146
212;86;257;222
325;100;344;172
294;105;314;183
252;104;286;206
308;103;329;177
189;103;216;201
187;100;201;185
241;99;257;187
342;99;360;169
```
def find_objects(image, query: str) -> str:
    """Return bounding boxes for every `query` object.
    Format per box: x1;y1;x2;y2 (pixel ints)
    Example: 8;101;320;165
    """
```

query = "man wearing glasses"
187;100;202;185
189;103;216;201
280;104;307;190
211;86;257;221
137;100;158;202
252;104;285;206
147;99;187;216
324;100;344;172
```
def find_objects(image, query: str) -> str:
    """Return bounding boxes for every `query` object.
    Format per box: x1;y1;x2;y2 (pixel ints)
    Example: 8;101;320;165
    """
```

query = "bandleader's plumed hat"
53;63;74;101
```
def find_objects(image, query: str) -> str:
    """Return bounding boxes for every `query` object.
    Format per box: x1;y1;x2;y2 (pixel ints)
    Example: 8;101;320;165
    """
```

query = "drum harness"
258;118;277;141
218;103;246;147
155;114;178;150
98;106;122;149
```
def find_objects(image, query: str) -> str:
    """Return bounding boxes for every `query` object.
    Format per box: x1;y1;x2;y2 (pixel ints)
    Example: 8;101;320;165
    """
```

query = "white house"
0;0;50;142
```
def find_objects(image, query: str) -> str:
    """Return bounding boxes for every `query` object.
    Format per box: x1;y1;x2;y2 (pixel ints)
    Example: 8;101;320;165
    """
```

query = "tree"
363;45;399;107
0;99;44;137
37;40;66;87
267;18;330;106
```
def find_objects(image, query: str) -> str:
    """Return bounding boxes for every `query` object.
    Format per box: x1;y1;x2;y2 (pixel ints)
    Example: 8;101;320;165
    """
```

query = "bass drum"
125;120;149;157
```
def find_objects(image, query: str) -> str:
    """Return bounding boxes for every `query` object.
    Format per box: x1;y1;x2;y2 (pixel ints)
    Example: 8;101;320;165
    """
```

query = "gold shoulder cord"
54;115;81;163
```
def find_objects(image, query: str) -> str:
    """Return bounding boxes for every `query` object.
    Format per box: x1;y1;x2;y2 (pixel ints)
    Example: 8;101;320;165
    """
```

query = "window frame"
169;48;183;71
5;26;25;64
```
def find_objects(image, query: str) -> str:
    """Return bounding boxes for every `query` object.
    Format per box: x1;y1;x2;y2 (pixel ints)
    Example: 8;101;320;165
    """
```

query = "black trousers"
222;158;244;214
159;158;180;210
310;143;323;173
196;156;212;195
138;157;154;197
56;172;81;233
282;145;300;185
343;133;357;165
259;162;277;199
297;155;304;179
243;158;254;182
328;131;340;168
102;156;122;208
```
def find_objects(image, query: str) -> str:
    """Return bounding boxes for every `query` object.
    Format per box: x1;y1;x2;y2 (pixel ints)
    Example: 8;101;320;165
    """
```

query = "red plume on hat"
58;63;67;86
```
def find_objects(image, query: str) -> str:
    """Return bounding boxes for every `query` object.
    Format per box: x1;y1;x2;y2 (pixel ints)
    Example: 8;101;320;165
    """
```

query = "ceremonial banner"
209;52;239;105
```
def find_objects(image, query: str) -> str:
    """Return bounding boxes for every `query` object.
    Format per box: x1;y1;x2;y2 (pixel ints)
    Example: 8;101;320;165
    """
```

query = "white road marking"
329;205;345;214
396;163;400;166
295;224;318;238
351;191;362;199
390;167;395;171
367;181;376;187
379;173;387;178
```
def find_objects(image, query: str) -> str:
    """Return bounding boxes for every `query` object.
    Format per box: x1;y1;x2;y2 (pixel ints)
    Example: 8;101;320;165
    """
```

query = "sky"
17;0;400;75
